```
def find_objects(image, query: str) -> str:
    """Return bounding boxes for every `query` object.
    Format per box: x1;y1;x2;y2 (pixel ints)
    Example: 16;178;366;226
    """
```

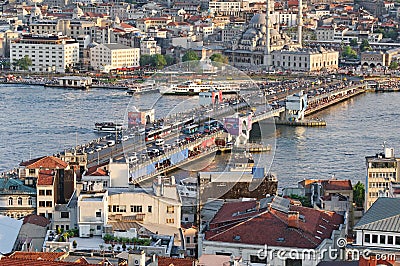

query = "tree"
19;55;32;70
140;54;154;67
164;54;175;66
342;45;357;59
182;50;199;62
389;61;399;70
210;53;229;64
349;38;358;47
360;39;372;52
289;194;312;207
152;54;167;69
353;181;365;208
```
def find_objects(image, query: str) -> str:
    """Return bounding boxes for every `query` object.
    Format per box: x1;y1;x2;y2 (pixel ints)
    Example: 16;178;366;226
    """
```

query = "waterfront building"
352;197;400;259
10;34;79;73
0;178;36;219
89;43;140;72
200;196;345;266
365;147;400;210
36;170;57;221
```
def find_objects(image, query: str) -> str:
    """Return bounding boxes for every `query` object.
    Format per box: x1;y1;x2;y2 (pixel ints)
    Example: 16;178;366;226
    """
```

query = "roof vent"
276;237;285;242
233;235;241;241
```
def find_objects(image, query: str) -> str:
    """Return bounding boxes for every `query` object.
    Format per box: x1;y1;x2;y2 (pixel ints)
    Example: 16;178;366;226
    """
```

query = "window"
166;218;174;224
396;236;400;245
186;236;190;244
167;206;174;214
29;169;35;175
96;225;101;230
96;211;101;217
39;190;45;196
364;234;371;243
28;197;32;205
103;181;108;188
131;205;143;213
372;234;378;244
46;201;52;207
17;197;22;205
388;236;394;244
250;255;267;264
380;235;386;244
46;190;52;196
148;206;152;213
61;212;69;218
8;197;13;205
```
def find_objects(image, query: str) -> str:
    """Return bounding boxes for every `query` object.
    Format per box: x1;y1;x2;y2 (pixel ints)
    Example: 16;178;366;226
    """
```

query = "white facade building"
10;34;79;73
140;38;161;55
90;43;140;72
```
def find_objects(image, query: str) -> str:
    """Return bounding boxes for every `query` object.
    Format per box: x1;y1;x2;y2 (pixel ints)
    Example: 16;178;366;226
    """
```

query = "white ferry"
161;79;240;95
127;80;159;95
94;122;124;133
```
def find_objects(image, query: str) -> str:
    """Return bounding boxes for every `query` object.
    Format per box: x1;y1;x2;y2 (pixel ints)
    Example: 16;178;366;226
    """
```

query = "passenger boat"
127;80;159;95
94;122;124;133
45;76;92;90
161;79;240;95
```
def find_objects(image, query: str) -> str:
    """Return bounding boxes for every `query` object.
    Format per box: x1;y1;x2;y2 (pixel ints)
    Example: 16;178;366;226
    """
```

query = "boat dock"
275;119;327;127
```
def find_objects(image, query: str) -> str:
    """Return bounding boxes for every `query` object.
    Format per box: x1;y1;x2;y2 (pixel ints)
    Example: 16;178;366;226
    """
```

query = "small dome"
73;4;84;19
249;13;266;26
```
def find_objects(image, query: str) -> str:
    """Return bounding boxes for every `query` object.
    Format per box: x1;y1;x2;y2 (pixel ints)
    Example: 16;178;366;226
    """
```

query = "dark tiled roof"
22;214;50;227
158;257;195;266
0;178;36;194
206;200;344;249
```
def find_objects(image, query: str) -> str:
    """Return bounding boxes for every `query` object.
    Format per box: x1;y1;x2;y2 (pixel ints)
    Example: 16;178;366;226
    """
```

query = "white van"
155;139;165;146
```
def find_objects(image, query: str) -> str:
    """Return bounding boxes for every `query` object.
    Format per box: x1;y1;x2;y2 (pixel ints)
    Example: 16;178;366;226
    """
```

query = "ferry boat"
161;79;240;95
45;76;92;90
94;122;124;133
127;80;159;95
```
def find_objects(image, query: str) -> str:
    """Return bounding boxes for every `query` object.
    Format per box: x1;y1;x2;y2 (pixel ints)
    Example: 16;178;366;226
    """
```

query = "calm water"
0;84;398;189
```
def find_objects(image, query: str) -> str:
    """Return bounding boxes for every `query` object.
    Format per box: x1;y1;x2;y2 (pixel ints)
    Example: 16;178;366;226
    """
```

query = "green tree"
389;61;399;70
182;50;199;62
140;54;154;67
360;39;372;52
353;181;365;208
164;54;175;66
210;53;229;64
289;194;312;207
349;38;358;47
152;54;167;69
19;55;32;70
342;45;358;59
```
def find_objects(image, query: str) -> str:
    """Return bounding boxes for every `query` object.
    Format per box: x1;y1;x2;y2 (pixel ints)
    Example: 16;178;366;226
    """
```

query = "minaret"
264;0;273;67
298;0;303;47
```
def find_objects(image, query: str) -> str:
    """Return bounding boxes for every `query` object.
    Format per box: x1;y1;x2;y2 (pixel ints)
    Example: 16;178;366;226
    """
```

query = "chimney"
288;211;300;228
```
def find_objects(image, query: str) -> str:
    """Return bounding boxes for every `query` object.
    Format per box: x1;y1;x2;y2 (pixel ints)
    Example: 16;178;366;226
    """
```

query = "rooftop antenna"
382;141;387;151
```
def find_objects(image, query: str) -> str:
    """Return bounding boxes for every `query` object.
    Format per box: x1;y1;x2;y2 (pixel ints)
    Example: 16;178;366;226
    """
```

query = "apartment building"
140;38;161;55
365;147;400;209
90;43;140;72
10;34;79;73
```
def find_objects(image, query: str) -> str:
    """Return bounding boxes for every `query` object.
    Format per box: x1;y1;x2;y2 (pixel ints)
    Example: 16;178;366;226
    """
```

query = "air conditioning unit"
134;259;140;266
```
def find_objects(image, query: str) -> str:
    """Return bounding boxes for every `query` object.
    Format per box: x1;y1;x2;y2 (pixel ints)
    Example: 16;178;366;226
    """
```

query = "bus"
204;120;220;130
145;125;172;142
182;124;199;134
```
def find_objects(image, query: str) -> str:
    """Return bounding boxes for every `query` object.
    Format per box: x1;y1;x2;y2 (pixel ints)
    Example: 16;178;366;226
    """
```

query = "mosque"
225;0;339;72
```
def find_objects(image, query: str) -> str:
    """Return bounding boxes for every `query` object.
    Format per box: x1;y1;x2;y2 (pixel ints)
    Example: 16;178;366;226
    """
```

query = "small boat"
94;122;124;133
177;177;197;198
45;76;92;90
127;80;159;94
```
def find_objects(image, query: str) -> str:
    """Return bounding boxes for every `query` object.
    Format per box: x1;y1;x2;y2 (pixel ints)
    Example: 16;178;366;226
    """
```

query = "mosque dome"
249;13;266;26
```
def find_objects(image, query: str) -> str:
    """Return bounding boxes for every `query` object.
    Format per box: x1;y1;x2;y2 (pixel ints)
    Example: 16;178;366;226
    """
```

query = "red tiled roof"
86;168;107;176
37;170;54;186
20;156;45;167
0;257;95;265
206;201;344;249
211;200;257;224
26;156;68;169
158;257;195;266
119;22;134;28
322;180;352;191
8;252;65;261
22;214;50;227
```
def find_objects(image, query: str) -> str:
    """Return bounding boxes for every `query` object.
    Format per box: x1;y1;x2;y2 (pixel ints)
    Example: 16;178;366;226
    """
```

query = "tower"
264;0;274;67
298;0;303;47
